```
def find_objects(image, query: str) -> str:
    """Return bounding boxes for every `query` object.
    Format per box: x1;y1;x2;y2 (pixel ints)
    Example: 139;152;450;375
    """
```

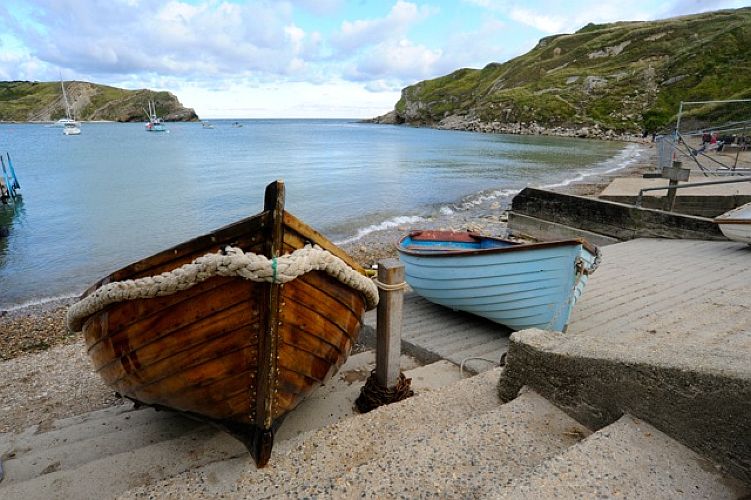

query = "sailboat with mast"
59;77;81;136
144;100;167;132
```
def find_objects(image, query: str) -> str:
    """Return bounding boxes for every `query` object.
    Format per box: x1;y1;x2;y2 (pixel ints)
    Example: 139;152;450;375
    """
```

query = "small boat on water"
714;202;751;244
54;118;78;128
0;153;21;204
66;180;377;467
63;122;81;136
397;230;600;332
202;121;214;129
145;101;167;132
59;77;81;135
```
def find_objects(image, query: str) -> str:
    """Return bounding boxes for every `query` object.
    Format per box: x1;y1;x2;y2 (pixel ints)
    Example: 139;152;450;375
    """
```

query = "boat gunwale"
397;230;597;258
80;209;367;301
81;211;271;297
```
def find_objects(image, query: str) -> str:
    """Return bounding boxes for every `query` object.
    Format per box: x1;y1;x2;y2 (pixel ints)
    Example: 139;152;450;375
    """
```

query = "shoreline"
1;140;657;319
340;141;656;267
0;139;657;433
0;140;653;315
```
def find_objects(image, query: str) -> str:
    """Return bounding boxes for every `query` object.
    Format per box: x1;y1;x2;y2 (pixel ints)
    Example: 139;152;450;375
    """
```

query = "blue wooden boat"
397;230;600;332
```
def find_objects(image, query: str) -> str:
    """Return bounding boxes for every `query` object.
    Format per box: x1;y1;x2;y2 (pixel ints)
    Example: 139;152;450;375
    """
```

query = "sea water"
0;119;642;308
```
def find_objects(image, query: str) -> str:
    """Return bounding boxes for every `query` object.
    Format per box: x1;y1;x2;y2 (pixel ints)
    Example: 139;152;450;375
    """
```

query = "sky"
0;1;749;118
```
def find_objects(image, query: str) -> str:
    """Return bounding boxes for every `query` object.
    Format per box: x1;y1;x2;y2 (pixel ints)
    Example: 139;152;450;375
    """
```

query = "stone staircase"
497;415;745;499
0;405;246;499
1;366;745;499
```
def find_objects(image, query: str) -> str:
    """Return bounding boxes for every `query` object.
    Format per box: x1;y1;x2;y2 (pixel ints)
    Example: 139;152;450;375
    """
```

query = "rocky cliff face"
0;81;198;122
372;7;751;139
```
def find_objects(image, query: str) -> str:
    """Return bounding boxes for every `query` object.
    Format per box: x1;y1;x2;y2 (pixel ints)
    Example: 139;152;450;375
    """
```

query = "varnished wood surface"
78;180;369;466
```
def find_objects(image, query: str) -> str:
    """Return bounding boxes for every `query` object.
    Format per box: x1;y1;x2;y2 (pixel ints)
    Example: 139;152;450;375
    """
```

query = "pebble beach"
0;141;657;437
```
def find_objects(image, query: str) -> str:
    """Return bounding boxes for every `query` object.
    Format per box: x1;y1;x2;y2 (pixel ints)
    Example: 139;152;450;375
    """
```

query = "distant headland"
368;7;751;140
0;81;198;123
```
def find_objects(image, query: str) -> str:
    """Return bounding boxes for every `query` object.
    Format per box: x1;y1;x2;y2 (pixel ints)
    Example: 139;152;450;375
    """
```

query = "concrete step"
2;405;207;483
0;353;462;500
0;425;244;500
265;389;591;499
118;367;507;497
496;415;750;499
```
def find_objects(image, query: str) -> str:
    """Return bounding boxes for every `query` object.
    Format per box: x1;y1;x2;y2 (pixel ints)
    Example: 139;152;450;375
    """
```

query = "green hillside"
379;7;751;135
0;81;198;122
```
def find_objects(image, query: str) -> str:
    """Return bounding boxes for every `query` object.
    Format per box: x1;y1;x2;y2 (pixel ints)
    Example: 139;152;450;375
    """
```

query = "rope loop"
372;279;408;292
354;370;414;413
575;245;602;277
67;244;379;332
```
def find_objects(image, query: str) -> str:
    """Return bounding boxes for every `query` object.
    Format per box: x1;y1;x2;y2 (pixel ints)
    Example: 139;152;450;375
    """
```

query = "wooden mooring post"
355;258;413;413
375;258;404;387
662;160;690;211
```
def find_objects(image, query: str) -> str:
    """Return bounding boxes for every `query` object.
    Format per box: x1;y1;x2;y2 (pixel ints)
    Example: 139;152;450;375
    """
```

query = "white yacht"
59;77;81;135
63;122;81;135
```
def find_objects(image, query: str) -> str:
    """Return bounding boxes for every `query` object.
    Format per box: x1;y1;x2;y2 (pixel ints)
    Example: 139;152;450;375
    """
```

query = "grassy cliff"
385;7;751;134
0;81;198;122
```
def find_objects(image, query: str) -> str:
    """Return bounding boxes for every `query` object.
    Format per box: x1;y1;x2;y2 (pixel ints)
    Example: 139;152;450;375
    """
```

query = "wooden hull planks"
77;180;370;467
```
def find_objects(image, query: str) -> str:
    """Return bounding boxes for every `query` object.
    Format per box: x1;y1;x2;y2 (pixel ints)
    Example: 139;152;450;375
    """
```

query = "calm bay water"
0;119;639;308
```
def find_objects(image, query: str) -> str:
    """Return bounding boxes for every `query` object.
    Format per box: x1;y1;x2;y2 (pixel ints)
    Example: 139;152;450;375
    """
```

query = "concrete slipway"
0;238;749;498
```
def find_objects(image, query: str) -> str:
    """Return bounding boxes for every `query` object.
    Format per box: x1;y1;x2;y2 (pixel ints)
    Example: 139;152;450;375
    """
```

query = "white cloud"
346;39;443;81
657;0;751;17
434;17;527;73
463;0;748;35
174;79;399;118
508;7;567;33
286;0;344;16
331;0;434;53
4;0;313;80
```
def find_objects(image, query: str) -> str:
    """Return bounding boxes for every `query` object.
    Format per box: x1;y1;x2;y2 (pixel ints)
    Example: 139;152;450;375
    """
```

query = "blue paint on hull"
398;233;598;332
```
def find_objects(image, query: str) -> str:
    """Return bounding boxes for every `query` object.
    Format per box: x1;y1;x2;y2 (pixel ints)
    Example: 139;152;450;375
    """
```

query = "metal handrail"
635;177;751;207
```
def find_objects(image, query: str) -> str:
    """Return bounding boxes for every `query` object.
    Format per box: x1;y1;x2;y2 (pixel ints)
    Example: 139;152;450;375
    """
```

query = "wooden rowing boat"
69;180;376;467
714;202;751;244
397;230;599;332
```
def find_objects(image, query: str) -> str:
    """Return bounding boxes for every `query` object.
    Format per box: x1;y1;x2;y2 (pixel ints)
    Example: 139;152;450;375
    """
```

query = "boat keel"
223;422;275;468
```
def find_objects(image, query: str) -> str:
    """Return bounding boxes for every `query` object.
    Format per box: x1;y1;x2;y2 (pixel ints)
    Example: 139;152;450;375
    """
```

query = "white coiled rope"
67;244;379;332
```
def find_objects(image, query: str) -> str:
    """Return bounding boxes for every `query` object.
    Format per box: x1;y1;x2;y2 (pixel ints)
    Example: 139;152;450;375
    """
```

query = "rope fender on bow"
66;244;379;332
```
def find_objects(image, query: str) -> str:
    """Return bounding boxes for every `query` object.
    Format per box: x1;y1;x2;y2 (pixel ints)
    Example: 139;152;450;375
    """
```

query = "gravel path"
0;298;78;362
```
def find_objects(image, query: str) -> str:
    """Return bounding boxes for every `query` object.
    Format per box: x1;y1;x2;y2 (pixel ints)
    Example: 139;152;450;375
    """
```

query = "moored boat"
397;230;600;332
66;180;378;467
714;202;751;244
63;122;81;135
54;118;78;128
59;77;81;136
145;100;167;132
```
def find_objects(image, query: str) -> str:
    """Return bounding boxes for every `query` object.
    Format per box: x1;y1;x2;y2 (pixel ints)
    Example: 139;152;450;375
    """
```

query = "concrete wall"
600;193;751;218
510;188;726;241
